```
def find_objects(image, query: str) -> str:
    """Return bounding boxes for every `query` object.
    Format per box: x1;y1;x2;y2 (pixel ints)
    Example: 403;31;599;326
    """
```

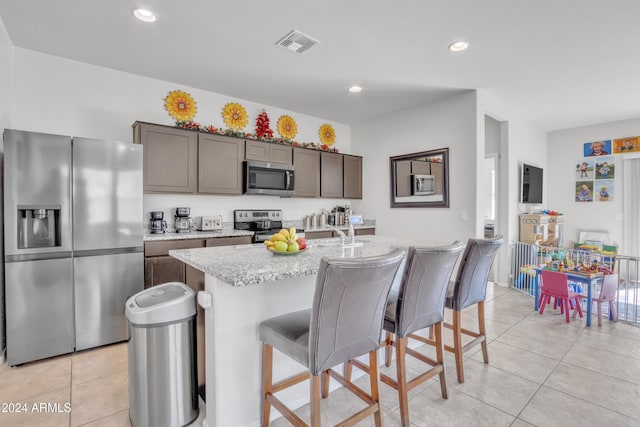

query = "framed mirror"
390;147;449;208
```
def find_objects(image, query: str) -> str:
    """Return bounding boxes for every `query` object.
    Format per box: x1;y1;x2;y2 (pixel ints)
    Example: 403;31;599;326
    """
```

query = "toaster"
195;215;223;231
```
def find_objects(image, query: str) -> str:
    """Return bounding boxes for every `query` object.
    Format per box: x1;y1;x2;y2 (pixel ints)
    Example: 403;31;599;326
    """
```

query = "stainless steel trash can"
126;282;198;427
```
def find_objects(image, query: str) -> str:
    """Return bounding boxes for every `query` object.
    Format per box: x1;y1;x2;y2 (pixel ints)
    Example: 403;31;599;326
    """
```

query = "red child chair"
539;270;585;323
593;274;618;326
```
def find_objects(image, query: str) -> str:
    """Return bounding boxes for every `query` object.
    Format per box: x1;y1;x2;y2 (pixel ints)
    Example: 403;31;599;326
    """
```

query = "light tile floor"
1;283;639;426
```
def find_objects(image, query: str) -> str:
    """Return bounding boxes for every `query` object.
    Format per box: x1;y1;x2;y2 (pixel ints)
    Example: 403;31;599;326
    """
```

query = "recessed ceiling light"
349;85;362;93
133;9;156;23
448;41;469;52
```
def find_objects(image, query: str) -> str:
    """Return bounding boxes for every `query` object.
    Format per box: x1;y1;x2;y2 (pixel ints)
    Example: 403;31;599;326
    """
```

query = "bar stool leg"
434;322;448;399
310;375;321;427
395;336;410;427
369;349;383;427
261;343;273;427
453;310;464;383
343;361;353;382
478;301;489;364
384;331;393;367
321;370;330;398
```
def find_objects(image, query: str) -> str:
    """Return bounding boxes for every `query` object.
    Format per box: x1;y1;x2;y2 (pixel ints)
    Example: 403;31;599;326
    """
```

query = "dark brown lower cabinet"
144;234;253;401
144;256;186;289
185;264;206;400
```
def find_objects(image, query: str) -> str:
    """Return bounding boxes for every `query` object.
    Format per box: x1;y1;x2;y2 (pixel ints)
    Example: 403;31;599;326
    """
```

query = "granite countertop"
301;224;376;233
144;228;253;241
145;221;376;241
169;235;443;287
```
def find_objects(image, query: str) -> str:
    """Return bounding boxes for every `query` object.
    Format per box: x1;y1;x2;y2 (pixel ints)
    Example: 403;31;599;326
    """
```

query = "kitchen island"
169;235;442;427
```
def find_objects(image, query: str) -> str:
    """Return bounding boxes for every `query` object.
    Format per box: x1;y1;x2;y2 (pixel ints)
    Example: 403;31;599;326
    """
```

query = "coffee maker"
174;207;193;233
148;211;167;234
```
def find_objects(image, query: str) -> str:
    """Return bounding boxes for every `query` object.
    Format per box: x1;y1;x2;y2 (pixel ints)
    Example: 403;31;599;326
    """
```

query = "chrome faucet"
326;223;355;245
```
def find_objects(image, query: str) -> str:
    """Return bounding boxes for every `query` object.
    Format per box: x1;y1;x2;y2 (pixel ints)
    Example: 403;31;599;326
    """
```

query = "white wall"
477;91;547;283
0;17;13;132
351;91;477;244
11;48;354;223
547;117;640;252
0;16;11;362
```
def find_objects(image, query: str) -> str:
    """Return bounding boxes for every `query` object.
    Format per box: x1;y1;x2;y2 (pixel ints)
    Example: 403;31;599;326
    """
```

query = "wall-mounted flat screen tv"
520;163;543;204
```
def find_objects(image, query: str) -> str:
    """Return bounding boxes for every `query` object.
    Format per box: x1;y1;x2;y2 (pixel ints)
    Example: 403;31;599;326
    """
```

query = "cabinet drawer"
144;239;205;257
355;228;375;236
205;236;252;247
305;230;334;240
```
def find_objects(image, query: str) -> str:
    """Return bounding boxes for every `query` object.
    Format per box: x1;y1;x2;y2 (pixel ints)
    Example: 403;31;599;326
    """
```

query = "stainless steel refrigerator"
4;129;143;366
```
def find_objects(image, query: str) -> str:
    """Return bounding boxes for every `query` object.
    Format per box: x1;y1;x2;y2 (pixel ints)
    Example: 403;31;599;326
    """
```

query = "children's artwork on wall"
613;136;640;154
595;179;614;202
594;157;615;179
584;140;612;157
575;158;594;180
575;181;594;202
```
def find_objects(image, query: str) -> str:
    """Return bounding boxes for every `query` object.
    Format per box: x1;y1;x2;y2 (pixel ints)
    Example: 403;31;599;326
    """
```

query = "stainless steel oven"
244;160;295;196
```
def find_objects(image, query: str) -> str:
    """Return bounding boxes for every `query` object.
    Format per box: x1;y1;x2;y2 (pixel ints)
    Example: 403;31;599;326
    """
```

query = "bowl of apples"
264;227;308;255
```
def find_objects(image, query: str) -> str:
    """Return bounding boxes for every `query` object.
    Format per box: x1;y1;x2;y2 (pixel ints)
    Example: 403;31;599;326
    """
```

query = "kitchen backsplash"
143;193;363;226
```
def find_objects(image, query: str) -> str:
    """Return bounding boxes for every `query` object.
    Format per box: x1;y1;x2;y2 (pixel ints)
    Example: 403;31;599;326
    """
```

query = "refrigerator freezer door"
74;252;144;350
72;138;143;251
5;258;74;365
3;130;72;257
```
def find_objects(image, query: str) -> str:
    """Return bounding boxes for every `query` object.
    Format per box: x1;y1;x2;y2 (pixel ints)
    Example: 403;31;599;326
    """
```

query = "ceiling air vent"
275;29;320;54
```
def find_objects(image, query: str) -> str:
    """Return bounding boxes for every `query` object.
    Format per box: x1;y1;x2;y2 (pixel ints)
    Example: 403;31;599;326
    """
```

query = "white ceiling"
1;1;639;131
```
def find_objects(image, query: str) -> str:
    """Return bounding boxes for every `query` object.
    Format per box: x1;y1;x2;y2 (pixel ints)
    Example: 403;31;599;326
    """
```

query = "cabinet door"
134;123;197;193
293;148;320;197
144;256;185;288
269;144;293;165
343;155;362;199
198;134;244;194
430;162;444;194
245;140;292;165
395;160;412;197
411;161;430;175
245;140;269;162
321;152;343;198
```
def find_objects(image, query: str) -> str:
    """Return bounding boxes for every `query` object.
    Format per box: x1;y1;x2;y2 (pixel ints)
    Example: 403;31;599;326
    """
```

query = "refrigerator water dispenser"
17;206;61;249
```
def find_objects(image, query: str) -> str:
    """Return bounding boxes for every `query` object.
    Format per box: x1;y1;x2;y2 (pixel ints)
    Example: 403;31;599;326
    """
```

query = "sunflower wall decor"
277;115;298;140
318;123;336;146
165;90;198;122
222;102;249;131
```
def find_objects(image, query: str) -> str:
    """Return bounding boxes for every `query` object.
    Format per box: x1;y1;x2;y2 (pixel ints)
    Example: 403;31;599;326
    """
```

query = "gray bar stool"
443;236;503;383
259;249;405;427
345;242;465;427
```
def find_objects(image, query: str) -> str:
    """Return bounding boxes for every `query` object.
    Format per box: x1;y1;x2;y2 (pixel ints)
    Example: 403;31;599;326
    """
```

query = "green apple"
273;241;288;252
287;241;300;252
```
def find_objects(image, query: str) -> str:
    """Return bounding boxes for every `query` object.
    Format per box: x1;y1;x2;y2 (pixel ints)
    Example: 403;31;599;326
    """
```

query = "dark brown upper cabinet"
293;148;320;198
343;154;362;199
134;122;197;193
320;151;343;198
245;140;293;165
198;134;244;195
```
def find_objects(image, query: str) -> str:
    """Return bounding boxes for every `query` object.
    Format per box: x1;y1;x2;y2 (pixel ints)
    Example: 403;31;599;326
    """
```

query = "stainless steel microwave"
244;160;295;196
412;174;435;196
